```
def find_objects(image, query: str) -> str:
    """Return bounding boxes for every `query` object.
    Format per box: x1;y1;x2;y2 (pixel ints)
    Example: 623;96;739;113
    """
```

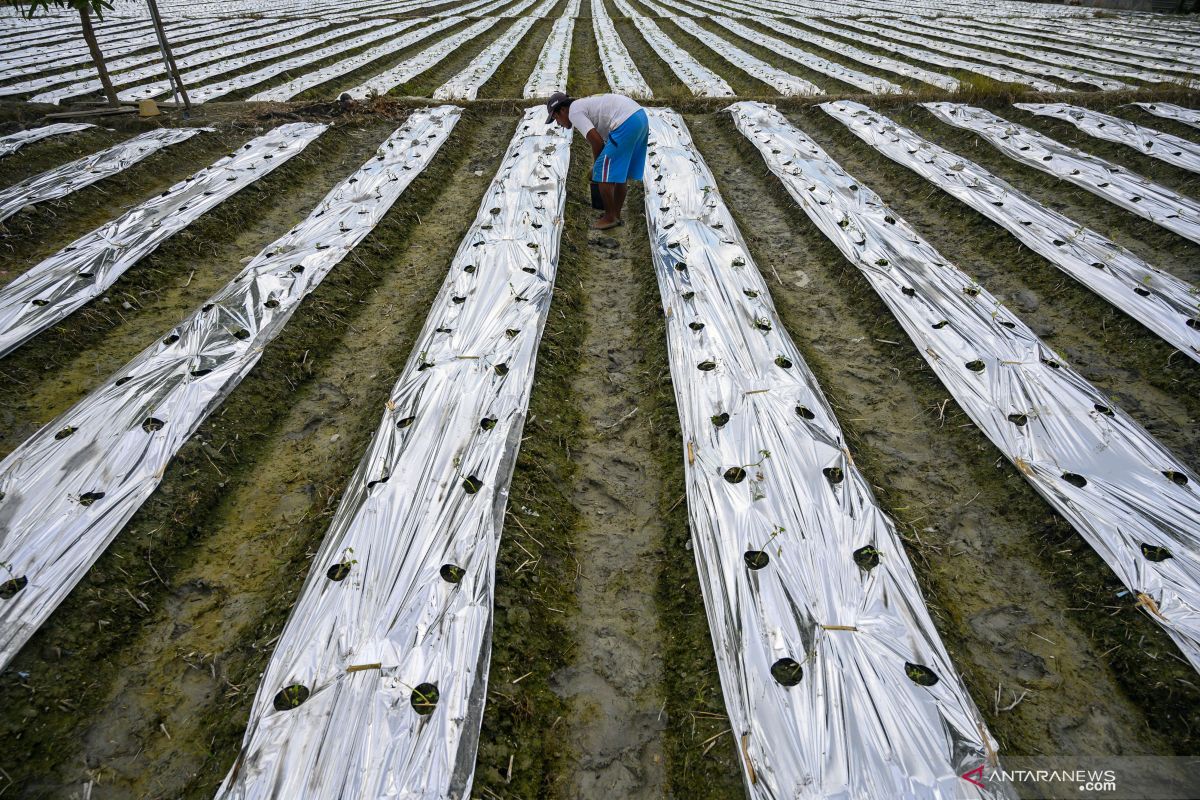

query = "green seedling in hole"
753;316;772;332
728;450;770;500
853;545;881;571
904;662;939;687
749;525;786;560
0;560;25;599
1140;543;1172;562
273;684;310;711
330;547;358;580
411;682;440;715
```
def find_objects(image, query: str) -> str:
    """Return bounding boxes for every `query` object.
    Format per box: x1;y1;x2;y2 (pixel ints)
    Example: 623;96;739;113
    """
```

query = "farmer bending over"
546;91;648;230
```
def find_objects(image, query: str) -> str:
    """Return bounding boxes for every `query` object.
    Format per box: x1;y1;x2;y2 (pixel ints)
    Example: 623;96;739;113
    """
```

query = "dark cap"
545;91;570;123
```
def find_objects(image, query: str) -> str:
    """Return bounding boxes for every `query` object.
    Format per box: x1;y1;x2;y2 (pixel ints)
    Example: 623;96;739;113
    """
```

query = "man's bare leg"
613;182;628;219
596;182;621;228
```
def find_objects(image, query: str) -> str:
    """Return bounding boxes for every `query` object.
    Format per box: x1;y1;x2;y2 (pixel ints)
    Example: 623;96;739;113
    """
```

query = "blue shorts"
593;109;648;184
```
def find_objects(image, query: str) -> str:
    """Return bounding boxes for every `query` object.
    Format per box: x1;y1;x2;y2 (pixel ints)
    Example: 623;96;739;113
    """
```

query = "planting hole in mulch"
697;360;716;371
0;576;28;600
142;418;165;432
711;412;730;428
463;475;483;494
823;466;843;485
775;356;792;369
396;416;416;429
770;658;803;687
905;662;939;687
1062;472;1087;489
744;550;769;570
689;321;705;331
440;564;465;584
54;426;77;440
1094;404;1115;416
1008;413;1028;427
411;683;439;715
853;545;881;571
724;466;747;484
796;405;815;420
78;491;105;506
1163;471;1188;486
480;417;497;431
1140;543;1173;562
326;562;352;581
272;684;310;711
965;360;985;373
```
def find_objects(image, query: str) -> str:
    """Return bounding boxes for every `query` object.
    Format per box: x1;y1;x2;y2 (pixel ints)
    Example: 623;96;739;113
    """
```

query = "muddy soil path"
550;186;667;797
686;111;1200;762
0;110;510;799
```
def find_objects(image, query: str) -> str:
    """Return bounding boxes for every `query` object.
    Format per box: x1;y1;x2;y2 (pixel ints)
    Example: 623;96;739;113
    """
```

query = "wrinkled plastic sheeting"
348;19;498;100
754;17;958;91
615;2;734;98
252;18;461;102
802;18;1064;93
868;18;1129;91
731;101;1200;675
216;109;569;800
674;18;822;96
1015;103;1200;176
644;108;1006;800
523;1;579;98
0;108;457;674
925;103;1200;246
1134;102;1200;130
31;20;330;104
6;19;289;99
0;123;325;361
0;18;252;85
434;15;539;100
970;18;1200;75
0;123;94;159
187;20;418;103
824;101;1200;363
117;20;388;103
714;17;902;94
945;19;1196;87
592;0;652;98
0;128;206;224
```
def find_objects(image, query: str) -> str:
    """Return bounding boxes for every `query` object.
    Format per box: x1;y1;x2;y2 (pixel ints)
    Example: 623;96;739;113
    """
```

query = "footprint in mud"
969;604;1033;649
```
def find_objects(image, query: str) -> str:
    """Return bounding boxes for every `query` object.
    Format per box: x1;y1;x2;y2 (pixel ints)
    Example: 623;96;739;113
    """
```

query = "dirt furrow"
550;155;667;798
685;110;1200;762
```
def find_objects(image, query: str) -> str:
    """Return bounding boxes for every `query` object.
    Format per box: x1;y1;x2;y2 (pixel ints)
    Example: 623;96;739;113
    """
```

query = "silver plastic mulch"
731;100;1200;675
0;108;458;671
0;127;207;223
216;108;570;800
645;107;1009;800
0;122;325;360
0;122;94;158
822;100;1200;363
924;103;1200;245
1014;102;1200;175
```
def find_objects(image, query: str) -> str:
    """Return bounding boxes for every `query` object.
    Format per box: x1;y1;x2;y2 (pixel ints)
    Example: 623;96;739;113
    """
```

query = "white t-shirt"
567;94;640;141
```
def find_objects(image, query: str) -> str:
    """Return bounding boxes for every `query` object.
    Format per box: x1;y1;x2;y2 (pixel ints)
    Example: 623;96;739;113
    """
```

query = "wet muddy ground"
1;22;1199;800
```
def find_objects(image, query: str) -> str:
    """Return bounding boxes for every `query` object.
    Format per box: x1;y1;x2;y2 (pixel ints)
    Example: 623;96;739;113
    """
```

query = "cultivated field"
1;0;1199;798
